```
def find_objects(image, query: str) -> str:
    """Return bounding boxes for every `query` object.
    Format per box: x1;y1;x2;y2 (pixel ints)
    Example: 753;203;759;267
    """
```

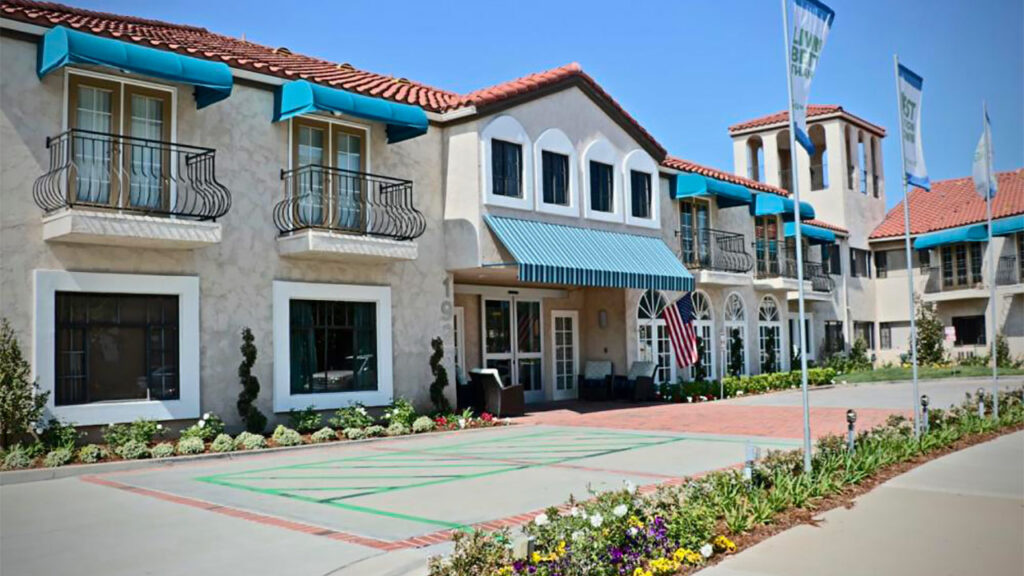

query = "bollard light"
846;409;857;453
921;395;930;433
977;388;986;418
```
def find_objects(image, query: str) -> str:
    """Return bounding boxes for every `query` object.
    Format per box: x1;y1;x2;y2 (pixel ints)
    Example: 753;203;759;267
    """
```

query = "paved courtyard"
1;376;1020;576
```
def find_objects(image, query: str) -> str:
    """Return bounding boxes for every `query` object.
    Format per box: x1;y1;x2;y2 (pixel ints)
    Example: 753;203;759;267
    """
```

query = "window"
952;316;986;346
789;317;814;361
55;292;179;406
969;244;983;284
541;150;569;206
941;243;986;288
875;250;889;278
919;249;931;270
724;293;747;376
824;244;842;275
758;297;782;373
853;321;874;349
679;199;711;267
290;118;367;229
850;248;871;278
755;216;780;276
491;139;522;198
879;322;893;349
589;161;614;213
630;170;652;219
289;300;378;395
824;321;844;356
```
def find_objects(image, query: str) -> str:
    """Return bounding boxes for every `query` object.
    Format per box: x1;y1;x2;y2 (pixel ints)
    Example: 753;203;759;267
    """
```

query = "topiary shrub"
234;431;267;451
116;440;150;460
310;427;337;443
272;425;303;447
386;422;410;437
0;319;49;449
151;442;176;458
176;436;205;455
237;328;268;434
364;425;385;438
77;444;108;464
412;416;435;434
43;447;73;468
429;336;452;413
210;434;235;453
2;445;32;470
344;427;366;440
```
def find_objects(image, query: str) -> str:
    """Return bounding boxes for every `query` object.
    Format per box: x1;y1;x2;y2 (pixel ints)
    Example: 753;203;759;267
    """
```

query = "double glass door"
483;298;543;403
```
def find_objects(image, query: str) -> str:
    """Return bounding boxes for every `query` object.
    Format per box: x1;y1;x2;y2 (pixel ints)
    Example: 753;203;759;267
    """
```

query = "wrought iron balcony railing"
33;129;230;220
679;228;754;273
804;261;835;292
275;165;425;241
754;246;832;291
996;255;1020;286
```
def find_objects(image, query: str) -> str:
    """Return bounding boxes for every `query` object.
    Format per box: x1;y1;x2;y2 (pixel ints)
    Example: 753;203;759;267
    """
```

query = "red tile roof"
728;104;886;136
661;156;788;197
805;219;848;235
870;169;1024;239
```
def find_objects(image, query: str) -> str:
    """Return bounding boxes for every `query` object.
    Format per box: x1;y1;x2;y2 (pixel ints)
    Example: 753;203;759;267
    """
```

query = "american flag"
662;293;699;368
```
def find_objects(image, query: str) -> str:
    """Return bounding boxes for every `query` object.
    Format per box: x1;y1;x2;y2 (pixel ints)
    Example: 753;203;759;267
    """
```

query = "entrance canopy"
484;215;694;292
673;172;753;208
913;214;1024;250
750;193;815;221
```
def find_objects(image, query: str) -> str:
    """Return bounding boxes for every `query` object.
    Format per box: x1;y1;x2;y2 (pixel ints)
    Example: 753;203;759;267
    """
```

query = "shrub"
412;416;435;433
104;419;165;448
176;436;205;455
384;397;418;427
102;424;132;449
310;427;337;443
995;334;1013;368
386;422;410;437
2;444;33;470
77;444;108;464
915;299;946;365
0;319;49;449
429;336;452;413
364;425;386;438
39;418;81;451
234;431;267;451
272;425;303;447
427;529;513;576
329;404;374;430
151;442;176;458
181;413;225;442
344;427;366;440
288;406;323;433
211;434;235;453
847;338;872;371
42;447;72;468
237;327;268;434
116;440;150;460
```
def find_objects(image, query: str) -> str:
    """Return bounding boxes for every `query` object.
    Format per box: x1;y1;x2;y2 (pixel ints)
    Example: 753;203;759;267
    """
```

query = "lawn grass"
839;365;1024;383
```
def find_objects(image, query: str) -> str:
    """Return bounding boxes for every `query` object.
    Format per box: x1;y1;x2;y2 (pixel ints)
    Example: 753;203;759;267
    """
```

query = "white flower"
34;427;43;435
458;418;466;429
737;391;745;396
534;513;549;526
570;506;581;518
589;514;603;528
156;424;163;430
203;412;210;420
686;396;693;403
624;481;636;495
613;504;628;517
197;420;205;428
700;543;713;558
571;530;584;542
628;527;639;537
357;407;367;414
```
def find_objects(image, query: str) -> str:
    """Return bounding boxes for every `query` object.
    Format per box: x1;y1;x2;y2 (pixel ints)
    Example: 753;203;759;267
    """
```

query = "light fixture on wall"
598;309;608;329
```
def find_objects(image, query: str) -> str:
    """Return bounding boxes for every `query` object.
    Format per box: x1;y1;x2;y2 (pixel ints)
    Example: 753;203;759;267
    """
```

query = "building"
1;1;1021;431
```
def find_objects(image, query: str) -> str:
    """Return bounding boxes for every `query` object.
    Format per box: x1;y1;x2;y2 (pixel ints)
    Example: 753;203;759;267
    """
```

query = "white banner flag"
897;64;930;190
972;108;997;199
789;0;834;155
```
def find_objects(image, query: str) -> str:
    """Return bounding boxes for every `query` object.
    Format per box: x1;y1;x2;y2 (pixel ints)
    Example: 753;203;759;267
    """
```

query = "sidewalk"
698;430;1024;576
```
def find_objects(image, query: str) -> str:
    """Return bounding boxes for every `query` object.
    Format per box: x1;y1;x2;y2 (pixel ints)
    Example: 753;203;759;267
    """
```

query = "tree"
761;328;778;374
0;319;48;449
728;329;745;377
914;298;945;365
429;337;451;413
237;327;267;433
995;334;1012;368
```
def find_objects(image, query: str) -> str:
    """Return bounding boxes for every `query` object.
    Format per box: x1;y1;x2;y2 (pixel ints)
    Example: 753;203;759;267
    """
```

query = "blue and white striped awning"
484;215;694;291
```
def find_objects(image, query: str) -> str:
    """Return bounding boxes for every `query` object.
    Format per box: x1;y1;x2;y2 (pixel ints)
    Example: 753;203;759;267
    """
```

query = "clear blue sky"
74;0;1021;209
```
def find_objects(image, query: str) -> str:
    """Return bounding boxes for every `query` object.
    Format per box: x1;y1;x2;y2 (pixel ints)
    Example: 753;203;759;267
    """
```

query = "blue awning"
785;222;836;245
274;80;428;143
673;172;753;208
915;214;1024;250
38;26;233;109
750;193;816;221
484;215;694;291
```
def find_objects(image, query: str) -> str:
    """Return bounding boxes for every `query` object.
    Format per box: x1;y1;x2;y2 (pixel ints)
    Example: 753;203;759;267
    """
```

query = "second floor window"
679;199;710;266
850;248;871;278
754;216;779;275
541;150;569;206
291;119;366;230
941;243;984;288
492;139;522;198
875;250;889;278
630;170;652;219
589;161;614;213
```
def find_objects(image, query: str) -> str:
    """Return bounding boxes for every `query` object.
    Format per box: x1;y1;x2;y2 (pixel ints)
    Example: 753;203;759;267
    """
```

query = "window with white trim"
630;170;652;219
758;296;782;373
541;151;569;206
491;139;523;198
534;128;578;216
724;293;747;376
582;139;621;222
590;161;614;213
481;115;532;210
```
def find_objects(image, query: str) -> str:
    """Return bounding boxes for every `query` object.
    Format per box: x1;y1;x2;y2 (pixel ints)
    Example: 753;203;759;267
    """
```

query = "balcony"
33;129;229;249
275;165;425;262
996;255;1021;286
679;228;754;285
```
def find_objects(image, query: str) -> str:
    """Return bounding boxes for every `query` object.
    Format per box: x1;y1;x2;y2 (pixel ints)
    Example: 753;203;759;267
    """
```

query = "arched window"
809;124;828;190
758;296;782;373
688;291;715;381
481;115;533;209
858;131;868;195
723;293;747;376
746;136;764;182
636;290;674;385
776;130;792;193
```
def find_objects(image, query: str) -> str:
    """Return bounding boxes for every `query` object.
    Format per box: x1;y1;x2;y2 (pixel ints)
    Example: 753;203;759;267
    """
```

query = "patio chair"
578;360;613;401
623;361;657;402
472;368;524;417
458;368;486;414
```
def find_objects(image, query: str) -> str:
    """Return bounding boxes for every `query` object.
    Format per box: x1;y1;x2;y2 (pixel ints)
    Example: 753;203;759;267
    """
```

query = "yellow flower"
713;535;737;553
649;557;681;575
632;568;653;576
531;552;541;564
556;540;567;557
628;514;644;529
495;568;514;576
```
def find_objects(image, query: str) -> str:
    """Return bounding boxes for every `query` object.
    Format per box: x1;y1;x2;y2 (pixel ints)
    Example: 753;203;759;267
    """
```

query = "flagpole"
781;0;813;474
893;54;921;437
983;102;999;419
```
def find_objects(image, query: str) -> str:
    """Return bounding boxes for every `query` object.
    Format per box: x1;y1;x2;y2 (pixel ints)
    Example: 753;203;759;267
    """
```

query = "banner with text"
789;0;834;155
897;64;930;190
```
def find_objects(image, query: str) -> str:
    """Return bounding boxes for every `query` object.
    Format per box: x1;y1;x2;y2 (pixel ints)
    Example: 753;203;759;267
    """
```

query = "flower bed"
0;404;508;472
657;368;836;403
428;388;1024;576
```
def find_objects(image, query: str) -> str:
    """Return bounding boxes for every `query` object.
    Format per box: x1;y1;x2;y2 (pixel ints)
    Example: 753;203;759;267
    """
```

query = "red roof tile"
661;156;789;197
729;104;886;136
805;218;848;235
869;169;1024;239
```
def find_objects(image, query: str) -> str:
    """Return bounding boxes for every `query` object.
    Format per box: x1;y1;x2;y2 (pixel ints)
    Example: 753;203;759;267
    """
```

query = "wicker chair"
471;368;524;417
579;361;614;400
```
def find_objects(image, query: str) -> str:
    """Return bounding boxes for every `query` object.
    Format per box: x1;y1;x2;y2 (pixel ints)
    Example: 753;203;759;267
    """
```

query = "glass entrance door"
552;311;578;401
483;297;544;403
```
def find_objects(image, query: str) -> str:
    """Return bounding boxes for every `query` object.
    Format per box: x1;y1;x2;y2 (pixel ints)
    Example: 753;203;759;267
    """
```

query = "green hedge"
659;368;836;402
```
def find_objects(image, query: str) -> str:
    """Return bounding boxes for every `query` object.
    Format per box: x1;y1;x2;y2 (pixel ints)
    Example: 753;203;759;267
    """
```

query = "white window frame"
481;115;533;210
622;149;660;229
273;280;393;412
33;270;200;426
533;128;579;217
723;291;748;376
582;138;623;223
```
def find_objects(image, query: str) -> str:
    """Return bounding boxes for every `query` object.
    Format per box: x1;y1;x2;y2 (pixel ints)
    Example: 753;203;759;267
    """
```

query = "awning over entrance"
672;172;753;208
38;26;233;108
274;80;429;143
784;221;836;245
914;214;1023;250
750;193;815;221
484;215;694;291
